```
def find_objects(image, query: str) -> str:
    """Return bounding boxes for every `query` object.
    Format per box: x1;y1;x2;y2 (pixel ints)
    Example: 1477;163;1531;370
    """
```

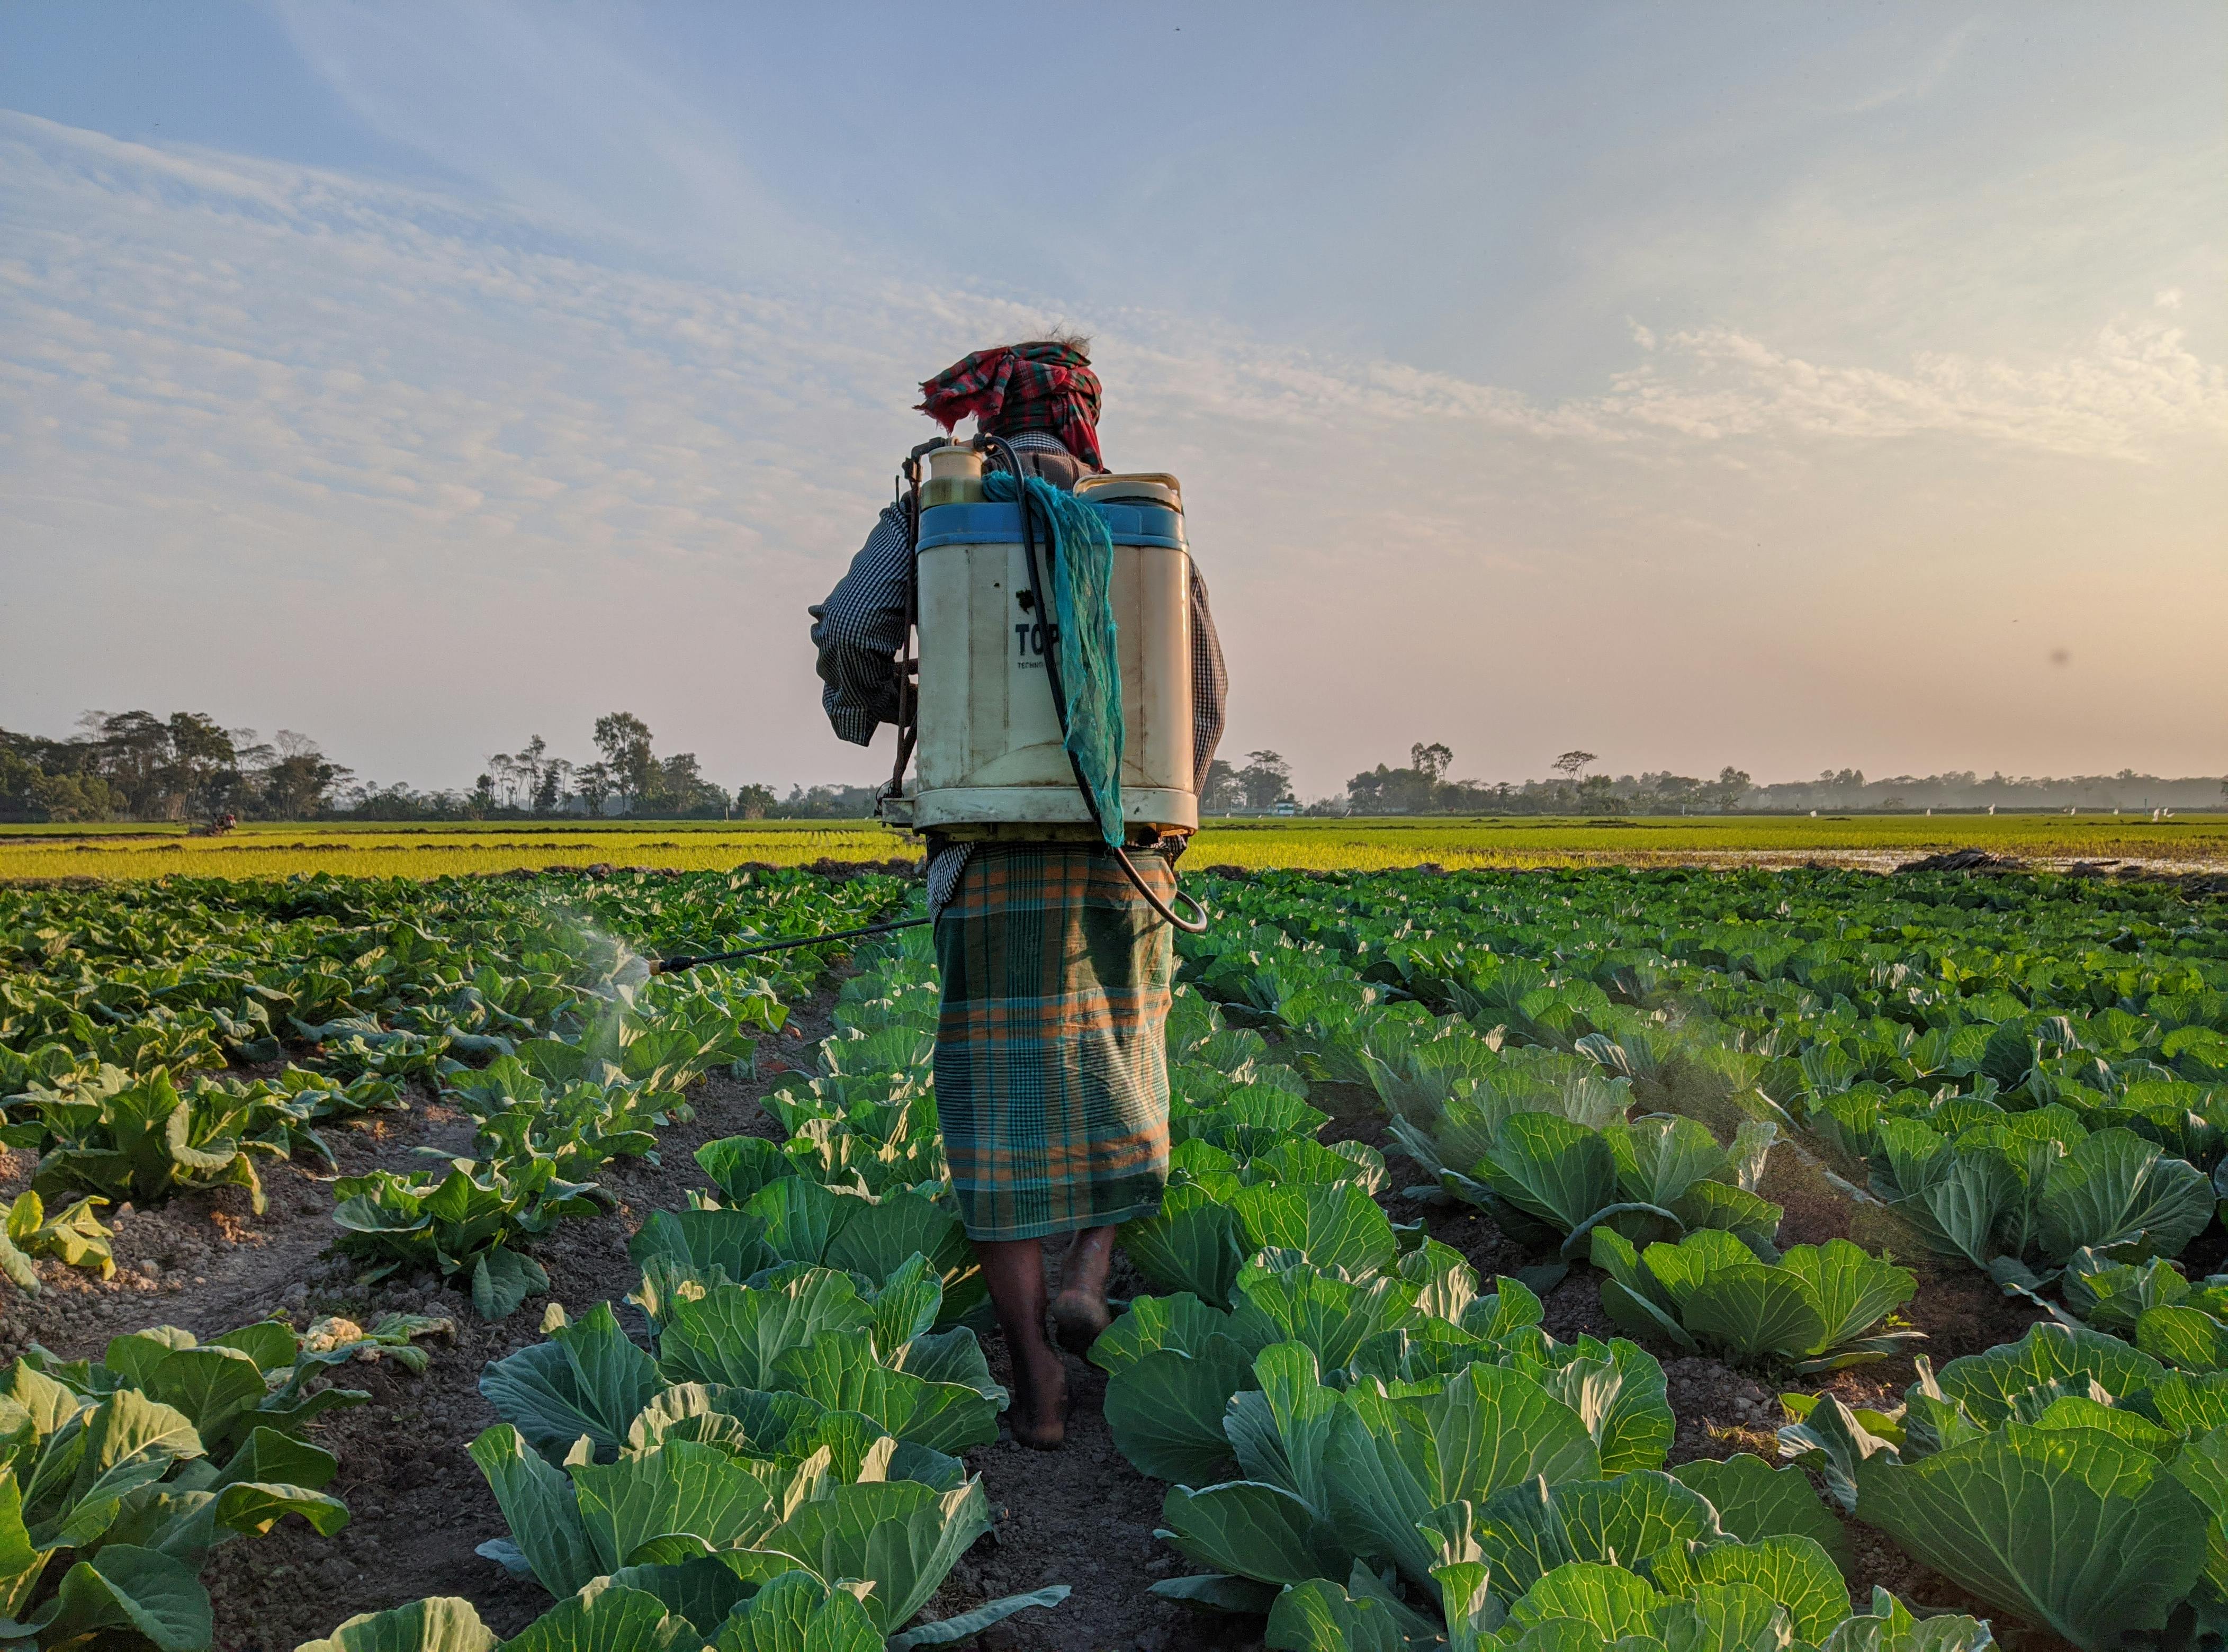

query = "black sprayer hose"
649;915;930;976
985;434;1210;935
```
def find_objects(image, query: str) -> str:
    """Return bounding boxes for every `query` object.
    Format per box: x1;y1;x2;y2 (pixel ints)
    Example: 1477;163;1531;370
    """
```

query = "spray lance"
647;915;929;976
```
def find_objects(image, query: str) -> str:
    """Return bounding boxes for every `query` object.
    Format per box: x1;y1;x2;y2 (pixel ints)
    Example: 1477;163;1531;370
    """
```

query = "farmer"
810;335;1227;1447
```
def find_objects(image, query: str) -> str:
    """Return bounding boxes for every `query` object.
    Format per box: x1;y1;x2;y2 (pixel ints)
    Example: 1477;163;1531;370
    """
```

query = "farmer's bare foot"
1007;1340;1069;1449
975;1236;1069;1448
1051;1226;1117;1355
1050;1288;1112;1357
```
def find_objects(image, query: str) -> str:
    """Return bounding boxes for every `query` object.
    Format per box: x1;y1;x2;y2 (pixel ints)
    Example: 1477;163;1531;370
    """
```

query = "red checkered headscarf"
917;341;1103;470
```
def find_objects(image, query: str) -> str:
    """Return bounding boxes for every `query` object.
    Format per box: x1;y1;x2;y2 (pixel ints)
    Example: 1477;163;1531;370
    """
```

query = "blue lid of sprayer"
915;500;1187;552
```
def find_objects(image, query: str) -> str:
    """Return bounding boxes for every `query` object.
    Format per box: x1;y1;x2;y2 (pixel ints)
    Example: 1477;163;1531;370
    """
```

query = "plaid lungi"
933;841;1174;1242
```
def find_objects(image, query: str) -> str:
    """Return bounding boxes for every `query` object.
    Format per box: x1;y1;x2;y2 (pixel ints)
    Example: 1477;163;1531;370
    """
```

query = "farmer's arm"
1189;566;1228;792
809;503;912;746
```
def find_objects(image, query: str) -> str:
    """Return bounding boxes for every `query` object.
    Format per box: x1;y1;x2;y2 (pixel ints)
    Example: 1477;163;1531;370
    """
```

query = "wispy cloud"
1842;17;1984;114
1595;320;2228;457
269;0;831;274
1100;308;2228;465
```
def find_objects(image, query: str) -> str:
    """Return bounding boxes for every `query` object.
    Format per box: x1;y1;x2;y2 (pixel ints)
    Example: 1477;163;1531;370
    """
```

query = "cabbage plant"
1820;1069;2228;1177
331;1157;602;1321
299;1566;1068;1652
1148;1342;1614;1609
1779;1323;2227;1649
661;1172;985;1331
482;1261;1002;1467
743;1079;947;1197
2060;1247;2228;1371
1325;1564;1996;1652
1096;1245;1682;1614
22;1312;447;1456
1093;1251;1618;1486
465;1270;1043;1645
441;1055;664;1178
2062;1247;2202;1330
1397;1100;1782;1260
1;1329;374;1652
1114;1081;1377;1308
1864;1112;2211;1276
12;1067;288;1215
1592;1229;1921;1371
1152;1332;1931;1648
0;1190;113;1292
468;1420;990;1626
1359;1023;1508;1123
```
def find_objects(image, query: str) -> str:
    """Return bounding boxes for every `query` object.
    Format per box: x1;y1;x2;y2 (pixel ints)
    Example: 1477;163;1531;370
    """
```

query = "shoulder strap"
993;444;1090;493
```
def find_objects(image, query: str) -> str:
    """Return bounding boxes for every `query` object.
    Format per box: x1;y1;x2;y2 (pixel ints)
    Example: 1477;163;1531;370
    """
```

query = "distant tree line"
1301;744;2228;817
348;712;877;822
7;712;2220;824
1;713;352;823
1743;768;2228;813
1;708;919;824
736;784;884;819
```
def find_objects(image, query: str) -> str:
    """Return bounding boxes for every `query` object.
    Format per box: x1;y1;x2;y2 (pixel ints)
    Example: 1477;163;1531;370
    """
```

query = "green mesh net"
984;472;1124;845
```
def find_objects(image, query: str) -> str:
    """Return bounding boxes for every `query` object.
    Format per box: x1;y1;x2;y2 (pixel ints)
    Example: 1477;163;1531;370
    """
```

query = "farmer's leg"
975;1236;1067;1448
1050;1226;1117;1355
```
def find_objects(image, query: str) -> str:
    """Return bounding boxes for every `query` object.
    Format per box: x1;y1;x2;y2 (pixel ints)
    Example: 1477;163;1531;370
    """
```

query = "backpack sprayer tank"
648;439;1210;977
878;443;1199;839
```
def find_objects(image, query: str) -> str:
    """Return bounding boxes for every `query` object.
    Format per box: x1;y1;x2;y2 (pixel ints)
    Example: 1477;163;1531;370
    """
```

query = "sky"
1;2;2223;802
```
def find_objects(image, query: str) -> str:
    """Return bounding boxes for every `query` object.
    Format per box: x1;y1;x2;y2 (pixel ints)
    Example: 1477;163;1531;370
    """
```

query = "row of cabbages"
0;872;898;1314
1157;865;2228;1650
300;923;1072;1652
1088;986;1987;1651
318;873;893;1319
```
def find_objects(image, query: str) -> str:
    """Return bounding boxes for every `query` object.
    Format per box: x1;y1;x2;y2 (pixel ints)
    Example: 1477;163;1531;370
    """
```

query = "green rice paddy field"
4;812;2224;881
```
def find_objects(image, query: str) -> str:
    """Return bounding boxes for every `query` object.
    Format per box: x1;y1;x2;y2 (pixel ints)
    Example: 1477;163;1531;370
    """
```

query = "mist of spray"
538;910;653;999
